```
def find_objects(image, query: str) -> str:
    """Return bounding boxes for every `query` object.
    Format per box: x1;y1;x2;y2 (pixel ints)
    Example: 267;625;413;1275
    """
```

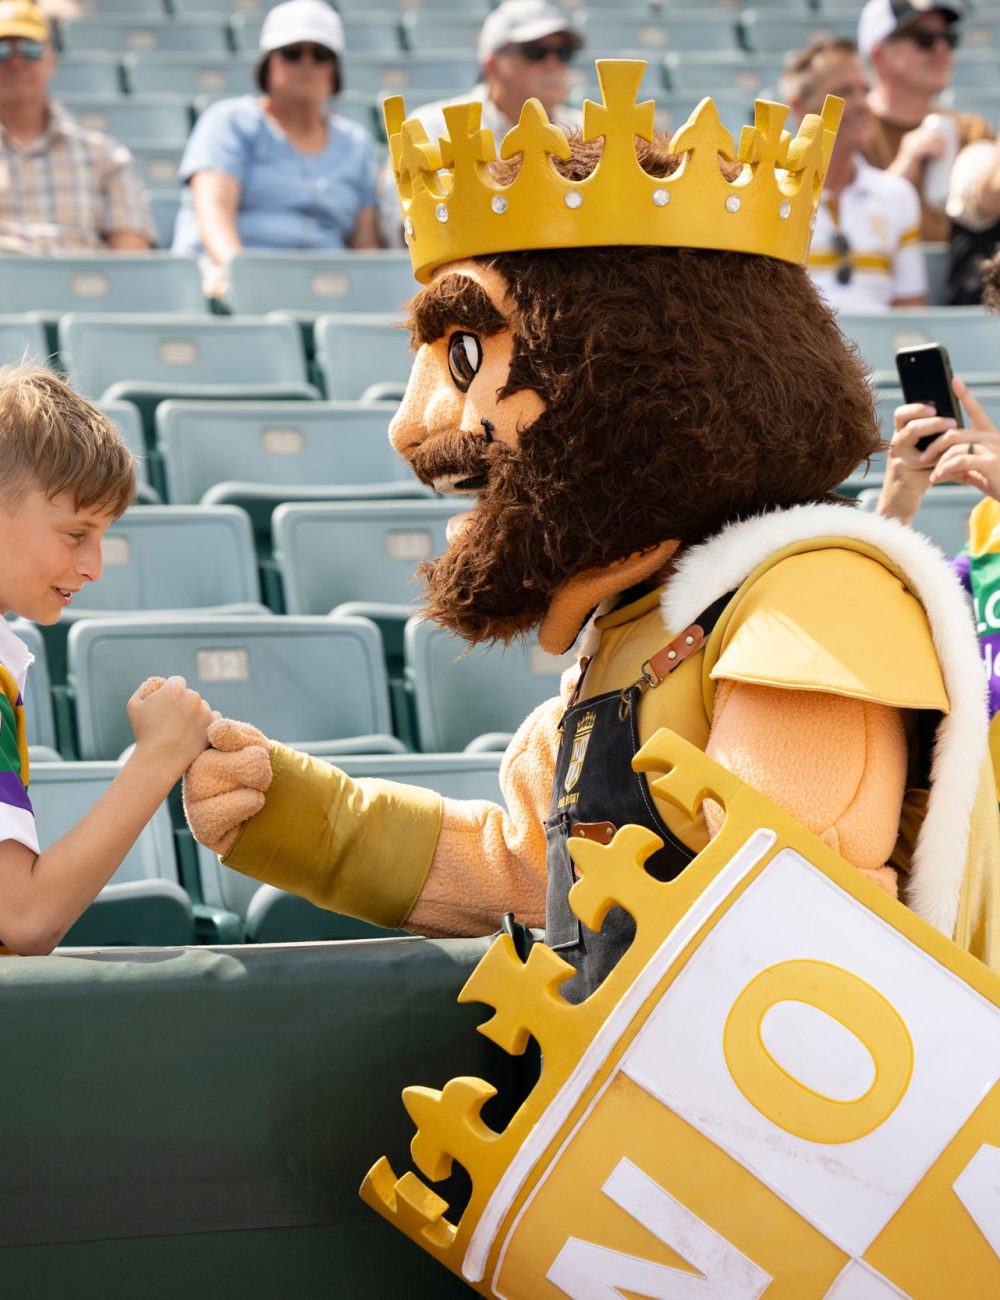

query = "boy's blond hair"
0;366;135;517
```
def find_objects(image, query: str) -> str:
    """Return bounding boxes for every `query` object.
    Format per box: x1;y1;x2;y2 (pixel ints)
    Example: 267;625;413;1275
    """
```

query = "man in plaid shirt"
0;2;155;254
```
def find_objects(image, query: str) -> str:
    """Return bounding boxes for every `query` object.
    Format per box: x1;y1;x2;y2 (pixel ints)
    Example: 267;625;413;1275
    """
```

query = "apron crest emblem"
564;710;596;793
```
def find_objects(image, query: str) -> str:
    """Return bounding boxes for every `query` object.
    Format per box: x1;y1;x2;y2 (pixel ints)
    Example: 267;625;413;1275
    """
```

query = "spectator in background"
859;0;993;241
0;1;154;254
944;136;1000;303
173;0;379;297
783;37;926;313
377;0;584;246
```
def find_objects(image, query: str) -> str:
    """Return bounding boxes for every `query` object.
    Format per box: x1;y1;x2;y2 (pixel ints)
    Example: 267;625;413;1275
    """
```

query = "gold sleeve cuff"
223;743;443;929
710;549;950;712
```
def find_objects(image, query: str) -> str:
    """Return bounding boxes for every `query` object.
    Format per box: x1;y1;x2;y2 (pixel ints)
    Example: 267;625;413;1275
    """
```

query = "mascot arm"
187;721;442;930
405;694;563;936
705;680;908;894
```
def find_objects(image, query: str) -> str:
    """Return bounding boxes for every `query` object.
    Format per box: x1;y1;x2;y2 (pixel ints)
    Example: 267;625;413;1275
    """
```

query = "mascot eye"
447;332;482;392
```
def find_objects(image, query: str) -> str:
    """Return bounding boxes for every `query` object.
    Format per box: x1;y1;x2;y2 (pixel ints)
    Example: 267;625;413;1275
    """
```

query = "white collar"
0;618;34;695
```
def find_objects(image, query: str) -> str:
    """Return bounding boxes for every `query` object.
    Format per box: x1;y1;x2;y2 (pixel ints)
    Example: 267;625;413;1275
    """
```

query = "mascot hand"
183;718;273;857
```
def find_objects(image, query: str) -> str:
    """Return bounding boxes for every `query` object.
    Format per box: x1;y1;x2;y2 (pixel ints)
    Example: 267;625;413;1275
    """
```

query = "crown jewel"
384;59;843;283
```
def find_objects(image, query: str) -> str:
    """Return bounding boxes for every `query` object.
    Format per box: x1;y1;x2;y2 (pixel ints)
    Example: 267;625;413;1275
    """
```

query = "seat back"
405;617;572;752
50;54;124;96
0;315;51;367
68;615;392;759
274;499;460;613
874;386;1000;440
9;620;56;751
30;760;177;886
228;251;414;315
123;52;258;96
347;52;477;94
59;314;307;400
61;16;230;55
857;485;981;555
70;505;261;612
314;312;412;399
58;95;192;146
0;254;205;316
97;398;150;489
158;399;407;503
839;308;1000;381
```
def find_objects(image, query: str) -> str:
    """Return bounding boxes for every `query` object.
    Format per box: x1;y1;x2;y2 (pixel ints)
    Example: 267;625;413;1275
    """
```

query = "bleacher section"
2;0;999;946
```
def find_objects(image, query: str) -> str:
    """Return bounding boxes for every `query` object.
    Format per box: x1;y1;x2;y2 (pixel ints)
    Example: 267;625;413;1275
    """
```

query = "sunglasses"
0;38;45;63
515;42;575;64
831;230;853;286
275;43;336;64
896;28;960;51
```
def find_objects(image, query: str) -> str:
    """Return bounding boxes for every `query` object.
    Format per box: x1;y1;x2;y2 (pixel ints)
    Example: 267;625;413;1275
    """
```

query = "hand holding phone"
894;343;963;451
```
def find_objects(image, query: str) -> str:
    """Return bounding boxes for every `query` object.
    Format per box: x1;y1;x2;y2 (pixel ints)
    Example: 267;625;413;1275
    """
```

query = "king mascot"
183;61;1000;1297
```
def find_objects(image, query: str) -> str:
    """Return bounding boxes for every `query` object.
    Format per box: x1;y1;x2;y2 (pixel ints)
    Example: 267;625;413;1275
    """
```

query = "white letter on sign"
546;1157;771;1299
953;1144;1000;1258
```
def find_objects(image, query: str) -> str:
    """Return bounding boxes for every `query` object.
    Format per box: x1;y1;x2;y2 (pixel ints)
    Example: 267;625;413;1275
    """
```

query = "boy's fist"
183;718;273;857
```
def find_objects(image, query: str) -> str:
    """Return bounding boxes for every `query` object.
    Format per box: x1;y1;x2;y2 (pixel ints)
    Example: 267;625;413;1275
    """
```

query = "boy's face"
0;488;113;624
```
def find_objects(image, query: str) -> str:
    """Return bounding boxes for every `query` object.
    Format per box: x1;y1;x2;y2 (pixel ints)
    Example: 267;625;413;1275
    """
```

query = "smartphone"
894;343;963;451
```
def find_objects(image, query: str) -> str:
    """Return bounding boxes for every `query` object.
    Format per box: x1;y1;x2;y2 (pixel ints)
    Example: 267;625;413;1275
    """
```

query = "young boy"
0;366;216;955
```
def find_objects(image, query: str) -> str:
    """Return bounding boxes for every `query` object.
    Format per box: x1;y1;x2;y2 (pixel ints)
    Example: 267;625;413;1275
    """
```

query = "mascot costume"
183;63;1000;1296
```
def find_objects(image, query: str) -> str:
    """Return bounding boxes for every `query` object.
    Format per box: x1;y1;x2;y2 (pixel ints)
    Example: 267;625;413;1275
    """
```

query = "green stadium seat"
9;620;57;751
59;313;308;401
0;315;52;368
96;398;155;497
348;52;478;95
874;386;1000;440
857;485;982;555
405;616;573;752
577;12;676;59
60;16;230;56
157;399;409;503
313;312;412;400
70;0;165;13
58;94;192;145
198;751;502;943
618;10;742;53
30;759;195;948
49;54;123;97
228;250;413;316
273;499;461;614
0;253;205;317
129;143;184;190
68;614;395;760
148;189;180;248
401;10;484;52
338;0;489;11
838;309;1000;385
664;50;777;96
123;52;257;96
740;8;858;54
946;49;1000;89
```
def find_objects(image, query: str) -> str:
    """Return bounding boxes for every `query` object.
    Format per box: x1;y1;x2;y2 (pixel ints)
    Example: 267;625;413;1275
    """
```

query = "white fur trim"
662;503;988;937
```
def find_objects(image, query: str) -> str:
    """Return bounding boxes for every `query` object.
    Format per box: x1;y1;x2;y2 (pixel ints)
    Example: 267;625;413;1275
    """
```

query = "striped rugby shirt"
0;620;37;854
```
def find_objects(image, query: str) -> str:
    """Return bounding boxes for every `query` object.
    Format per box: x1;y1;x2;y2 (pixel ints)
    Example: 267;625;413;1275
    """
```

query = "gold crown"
575;710;597;737
384;59;844;283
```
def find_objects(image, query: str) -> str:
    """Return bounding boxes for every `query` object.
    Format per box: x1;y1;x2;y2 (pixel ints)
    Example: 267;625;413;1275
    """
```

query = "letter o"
723;959;913;1144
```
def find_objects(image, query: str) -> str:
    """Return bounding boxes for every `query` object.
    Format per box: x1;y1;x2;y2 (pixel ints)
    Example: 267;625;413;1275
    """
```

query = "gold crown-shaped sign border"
385;59;844;283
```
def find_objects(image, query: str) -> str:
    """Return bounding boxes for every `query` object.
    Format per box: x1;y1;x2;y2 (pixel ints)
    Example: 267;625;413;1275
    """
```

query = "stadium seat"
946;49;1000;89
228;250;414;316
57;95;192;146
148;190;180;248
9;620;57;752
921;242;949;307
0;315;51;368
68;0;165;12
348;52;478;95
49;54;124;97
838;309;1000;385
157;399;409;503
621;10;742;53
97;398;155;497
857;485;982;556
197;751;503;943
401;10;485;52
577;12;676;59
274;499;461;614
59;313;308;402
60;17;230;56
405;617;573;752
129;143;184;191
874;386;1000;439
30;759;195;948
123;52;257;96
739;8;859;53
68;614;395;760
664;50;777;96
313;313;412;400
0;253;205;318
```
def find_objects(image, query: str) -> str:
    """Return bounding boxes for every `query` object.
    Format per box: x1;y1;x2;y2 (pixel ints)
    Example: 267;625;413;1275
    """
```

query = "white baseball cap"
258;0;345;60
857;0;962;59
477;0;584;67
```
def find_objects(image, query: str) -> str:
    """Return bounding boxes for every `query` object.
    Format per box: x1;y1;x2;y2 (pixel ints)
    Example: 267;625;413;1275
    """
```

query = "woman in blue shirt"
173;0;379;295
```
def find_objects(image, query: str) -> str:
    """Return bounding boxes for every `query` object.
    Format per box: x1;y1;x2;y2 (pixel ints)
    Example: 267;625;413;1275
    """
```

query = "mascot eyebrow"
407;273;508;347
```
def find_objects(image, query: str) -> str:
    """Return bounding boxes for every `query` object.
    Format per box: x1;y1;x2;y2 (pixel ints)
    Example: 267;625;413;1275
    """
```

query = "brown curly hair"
409;133;881;645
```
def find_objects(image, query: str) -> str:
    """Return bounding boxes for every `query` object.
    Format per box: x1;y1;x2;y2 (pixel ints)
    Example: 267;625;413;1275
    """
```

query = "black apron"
544;594;730;1003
